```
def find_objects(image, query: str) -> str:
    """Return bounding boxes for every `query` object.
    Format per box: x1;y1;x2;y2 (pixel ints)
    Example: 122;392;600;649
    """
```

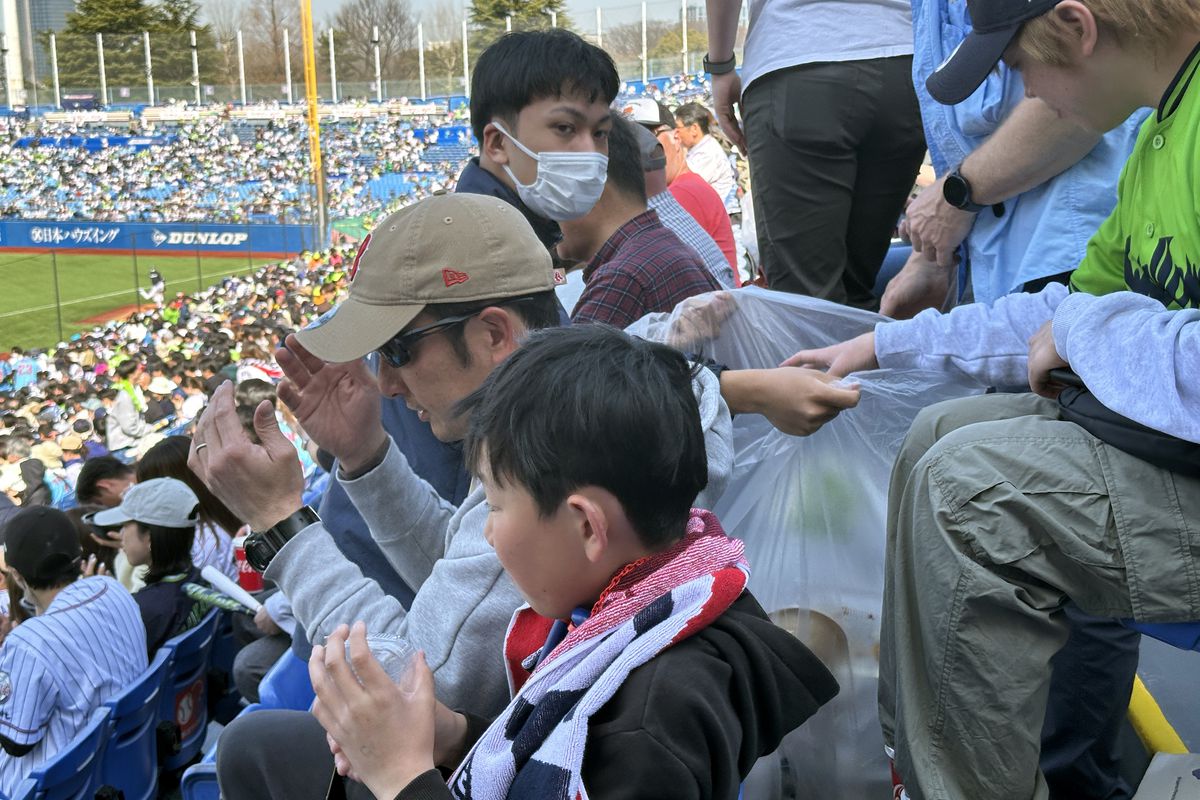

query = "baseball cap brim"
90;505;135;528
926;25;1020;106
293;296;424;363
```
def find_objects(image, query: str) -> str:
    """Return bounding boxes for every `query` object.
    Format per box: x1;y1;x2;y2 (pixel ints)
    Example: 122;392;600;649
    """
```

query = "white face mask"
493;121;608;222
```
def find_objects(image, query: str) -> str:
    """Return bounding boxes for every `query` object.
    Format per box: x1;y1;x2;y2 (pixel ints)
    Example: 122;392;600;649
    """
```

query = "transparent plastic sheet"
628;287;983;799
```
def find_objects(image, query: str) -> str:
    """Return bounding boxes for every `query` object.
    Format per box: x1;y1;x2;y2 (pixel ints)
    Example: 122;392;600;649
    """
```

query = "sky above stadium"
308;0;671;30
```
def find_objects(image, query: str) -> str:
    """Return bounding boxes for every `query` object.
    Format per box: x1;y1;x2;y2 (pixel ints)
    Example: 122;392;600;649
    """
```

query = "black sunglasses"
376;297;538;369
376;311;482;368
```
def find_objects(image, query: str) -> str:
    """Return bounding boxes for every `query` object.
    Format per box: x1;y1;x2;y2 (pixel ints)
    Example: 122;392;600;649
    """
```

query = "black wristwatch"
943;165;1006;217
703;53;737;75
244;505;321;573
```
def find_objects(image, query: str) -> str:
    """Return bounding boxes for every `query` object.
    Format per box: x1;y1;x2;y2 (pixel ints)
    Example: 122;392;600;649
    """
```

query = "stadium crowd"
1;2;1199;799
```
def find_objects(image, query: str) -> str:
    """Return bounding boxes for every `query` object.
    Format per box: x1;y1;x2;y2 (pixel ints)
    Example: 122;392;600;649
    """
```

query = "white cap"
147;376;178;395
91;477;200;529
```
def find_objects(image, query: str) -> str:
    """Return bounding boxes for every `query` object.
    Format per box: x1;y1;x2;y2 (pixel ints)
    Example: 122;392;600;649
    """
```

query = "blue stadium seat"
24;707;112;800
209;611;245;725
158;607;221;771
99;648;174;800
258;650;315;711
179;703;262;800
1123;620;1200;651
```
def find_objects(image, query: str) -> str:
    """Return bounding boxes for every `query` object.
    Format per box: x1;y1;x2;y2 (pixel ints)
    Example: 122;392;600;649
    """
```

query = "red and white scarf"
448;509;748;800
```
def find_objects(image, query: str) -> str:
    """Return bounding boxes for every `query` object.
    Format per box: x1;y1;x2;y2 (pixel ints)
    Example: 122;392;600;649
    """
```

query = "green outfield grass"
0;251;270;351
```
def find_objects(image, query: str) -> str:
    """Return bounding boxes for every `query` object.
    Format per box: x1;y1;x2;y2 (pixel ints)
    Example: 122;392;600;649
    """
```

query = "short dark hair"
674;102;711;134
75;456;134;504
235;379;276;409
604;113;647;204
461;325;707;549
469;29;620;142
425;291;563;367
115;360;140;380
138;521;197;583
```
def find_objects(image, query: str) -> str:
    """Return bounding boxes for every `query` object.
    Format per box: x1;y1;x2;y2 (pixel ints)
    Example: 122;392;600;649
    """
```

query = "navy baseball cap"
927;0;1061;105
3;506;82;584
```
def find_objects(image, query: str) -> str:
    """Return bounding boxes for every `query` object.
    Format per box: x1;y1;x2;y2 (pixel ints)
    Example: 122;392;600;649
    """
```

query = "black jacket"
396;591;839;800
454;158;561;251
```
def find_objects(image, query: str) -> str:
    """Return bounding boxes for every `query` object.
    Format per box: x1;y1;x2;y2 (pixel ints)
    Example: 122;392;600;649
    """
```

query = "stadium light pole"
190;30;200;106
96;33;107;107
237;30;247;104
143;31;154;106
300;0;328;243
596;7;602;47
283;28;294;103
681;0;687;75
505;15;512;33
461;18;469;96
328;28;338;103
417;23;426;101
545;10;556;27
48;33;59;108
0;35;8;108
371;26;381;103
50;249;63;342
640;2;647;84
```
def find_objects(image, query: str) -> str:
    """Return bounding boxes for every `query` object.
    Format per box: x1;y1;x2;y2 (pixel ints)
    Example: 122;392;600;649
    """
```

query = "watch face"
244;534;275;573
943;174;969;208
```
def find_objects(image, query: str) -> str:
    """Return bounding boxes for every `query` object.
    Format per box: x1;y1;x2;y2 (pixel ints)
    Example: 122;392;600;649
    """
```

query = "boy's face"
492;92;613;186
1004;11;1139;133
481;473;596;620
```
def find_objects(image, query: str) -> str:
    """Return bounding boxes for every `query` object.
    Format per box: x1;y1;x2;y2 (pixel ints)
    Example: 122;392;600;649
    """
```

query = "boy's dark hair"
115;360;140;380
461;325;707;549
235;378;276;409
604;113;648;204
137;521;197;583
425;291;563;367
75;456;134;504
469;29;620;142
674;103;711;134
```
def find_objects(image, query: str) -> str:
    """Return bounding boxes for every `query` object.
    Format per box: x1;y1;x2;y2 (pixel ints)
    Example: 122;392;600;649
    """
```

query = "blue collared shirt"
912;0;1147;305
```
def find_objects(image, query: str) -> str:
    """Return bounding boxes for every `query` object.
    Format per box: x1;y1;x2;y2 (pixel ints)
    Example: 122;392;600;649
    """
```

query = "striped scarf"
448;509;748;800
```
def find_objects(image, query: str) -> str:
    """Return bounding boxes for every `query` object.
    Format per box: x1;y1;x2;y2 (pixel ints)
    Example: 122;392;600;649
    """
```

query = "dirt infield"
77;302;143;327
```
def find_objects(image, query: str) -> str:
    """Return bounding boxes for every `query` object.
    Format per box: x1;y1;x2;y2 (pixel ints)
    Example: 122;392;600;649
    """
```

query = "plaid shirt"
648;191;736;289
573;210;721;329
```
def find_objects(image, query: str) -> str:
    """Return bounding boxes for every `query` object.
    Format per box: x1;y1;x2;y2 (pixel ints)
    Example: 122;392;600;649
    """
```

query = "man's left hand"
1027;320;1071;398
188;381;304;531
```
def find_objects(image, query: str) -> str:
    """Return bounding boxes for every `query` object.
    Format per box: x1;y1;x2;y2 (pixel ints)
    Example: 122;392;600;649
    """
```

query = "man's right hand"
711;71;746;155
275;334;389;475
782;331;879;378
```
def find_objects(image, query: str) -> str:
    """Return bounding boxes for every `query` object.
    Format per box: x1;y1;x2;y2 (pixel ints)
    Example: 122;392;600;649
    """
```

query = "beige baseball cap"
295;193;556;363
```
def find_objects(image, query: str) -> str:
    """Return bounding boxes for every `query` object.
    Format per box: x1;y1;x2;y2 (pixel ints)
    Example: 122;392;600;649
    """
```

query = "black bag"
1052;370;1200;478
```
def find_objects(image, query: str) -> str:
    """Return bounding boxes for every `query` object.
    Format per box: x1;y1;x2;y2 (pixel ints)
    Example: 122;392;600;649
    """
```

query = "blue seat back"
1123;620;1200;651
99;648;173;800
258;650;315;711
179;703;263;800
25;707;112;800
158;607;220;770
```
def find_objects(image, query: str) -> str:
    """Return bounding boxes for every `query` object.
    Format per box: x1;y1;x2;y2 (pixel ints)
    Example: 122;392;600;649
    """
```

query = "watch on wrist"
703;53;737;75
942;166;987;212
244;505;321;573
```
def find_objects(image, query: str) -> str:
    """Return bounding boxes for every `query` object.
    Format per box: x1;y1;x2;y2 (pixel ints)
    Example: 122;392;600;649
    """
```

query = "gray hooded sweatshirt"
264;367;733;718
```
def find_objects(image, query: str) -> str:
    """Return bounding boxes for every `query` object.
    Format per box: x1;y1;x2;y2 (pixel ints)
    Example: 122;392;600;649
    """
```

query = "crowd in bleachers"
1;5;1199;800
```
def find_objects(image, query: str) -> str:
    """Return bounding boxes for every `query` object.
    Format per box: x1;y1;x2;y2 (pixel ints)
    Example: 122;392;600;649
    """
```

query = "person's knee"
216;712;279;799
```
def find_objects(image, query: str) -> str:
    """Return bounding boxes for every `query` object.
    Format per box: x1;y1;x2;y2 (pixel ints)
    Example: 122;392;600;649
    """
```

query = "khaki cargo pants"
878;393;1200;800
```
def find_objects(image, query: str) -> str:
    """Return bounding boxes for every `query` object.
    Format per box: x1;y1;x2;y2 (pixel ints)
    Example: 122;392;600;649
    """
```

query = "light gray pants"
879;393;1200;800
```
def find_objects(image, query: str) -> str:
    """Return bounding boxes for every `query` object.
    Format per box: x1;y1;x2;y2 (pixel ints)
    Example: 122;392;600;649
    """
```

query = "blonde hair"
1017;0;1200;65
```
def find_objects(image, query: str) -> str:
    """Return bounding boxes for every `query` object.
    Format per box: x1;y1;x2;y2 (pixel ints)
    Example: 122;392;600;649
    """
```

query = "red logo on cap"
442;269;470;287
349;233;372;281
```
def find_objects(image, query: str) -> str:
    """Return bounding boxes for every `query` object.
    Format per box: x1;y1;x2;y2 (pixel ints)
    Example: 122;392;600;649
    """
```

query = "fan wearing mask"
454;29;619;248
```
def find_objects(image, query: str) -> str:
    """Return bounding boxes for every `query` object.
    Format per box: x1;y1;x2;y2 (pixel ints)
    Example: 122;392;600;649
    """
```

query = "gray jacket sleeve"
874;283;1068;387
1053;291;1200;443
111;393;152;438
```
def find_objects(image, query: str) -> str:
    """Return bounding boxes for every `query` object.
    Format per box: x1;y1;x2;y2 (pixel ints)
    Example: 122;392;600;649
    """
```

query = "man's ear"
474;307;522;366
481;121;511;167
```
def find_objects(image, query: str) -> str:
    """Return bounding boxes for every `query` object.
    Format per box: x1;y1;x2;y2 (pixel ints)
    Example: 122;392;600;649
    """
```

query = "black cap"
3;506;82;584
926;0;1061;105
